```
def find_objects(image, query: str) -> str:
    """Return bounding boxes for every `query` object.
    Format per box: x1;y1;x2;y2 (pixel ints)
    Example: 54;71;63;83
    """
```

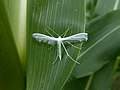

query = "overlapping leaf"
0;1;25;90
63;58;115;90
73;10;120;78
89;59;115;90
4;0;26;66
95;0;120;15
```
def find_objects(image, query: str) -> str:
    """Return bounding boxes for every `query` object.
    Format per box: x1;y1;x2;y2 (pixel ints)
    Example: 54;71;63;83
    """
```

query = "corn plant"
0;0;120;90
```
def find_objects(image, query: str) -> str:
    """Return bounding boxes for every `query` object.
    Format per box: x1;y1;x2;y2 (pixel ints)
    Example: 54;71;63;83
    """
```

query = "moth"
32;30;88;64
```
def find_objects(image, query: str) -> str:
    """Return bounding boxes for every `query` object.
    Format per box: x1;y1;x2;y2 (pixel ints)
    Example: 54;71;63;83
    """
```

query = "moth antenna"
46;25;59;37
66;41;81;50
60;26;72;37
61;42;80;64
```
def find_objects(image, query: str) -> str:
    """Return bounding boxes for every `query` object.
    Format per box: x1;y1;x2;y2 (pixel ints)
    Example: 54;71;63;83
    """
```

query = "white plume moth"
32;27;88;64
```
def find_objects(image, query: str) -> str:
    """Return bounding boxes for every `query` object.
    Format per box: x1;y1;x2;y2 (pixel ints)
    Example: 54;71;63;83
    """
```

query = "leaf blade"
95;0;120;15
89;59;115;90
73;10;120;78
27;0;86;90
0;0;25;90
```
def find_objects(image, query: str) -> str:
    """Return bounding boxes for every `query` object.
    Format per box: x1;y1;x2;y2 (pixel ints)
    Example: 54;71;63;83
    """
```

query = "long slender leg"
46;25;59;37
52;41;62;64
44;29;54;50
52;50;58;64
66;41;81;50
61;42;80;64
60;26;72;37
45;29;54;37
48;45;53;50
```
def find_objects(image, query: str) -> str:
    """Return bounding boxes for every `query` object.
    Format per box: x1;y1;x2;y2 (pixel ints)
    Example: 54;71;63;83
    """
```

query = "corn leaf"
73;10;120;78
27;0;86;90
63;76;89;90
63;58;115;90
4;0;26;66
86;0;120;21
95;0;120;15
0;0;25;90
89;59;115;90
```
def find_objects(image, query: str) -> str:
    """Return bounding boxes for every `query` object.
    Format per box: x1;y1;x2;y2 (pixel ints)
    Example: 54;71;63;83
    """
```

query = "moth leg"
66;41;81;50
52;51;58;64
46;25;59;37
60;26;72;37
48;45;53;50
45;29;54;37
61;42;80;64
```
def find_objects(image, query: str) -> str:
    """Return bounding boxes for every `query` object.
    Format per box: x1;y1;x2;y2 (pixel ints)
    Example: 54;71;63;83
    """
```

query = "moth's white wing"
63;33;88;42
32;33;57;44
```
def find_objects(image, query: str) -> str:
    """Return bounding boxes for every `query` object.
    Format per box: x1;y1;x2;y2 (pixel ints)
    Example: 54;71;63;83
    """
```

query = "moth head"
32;33;38;38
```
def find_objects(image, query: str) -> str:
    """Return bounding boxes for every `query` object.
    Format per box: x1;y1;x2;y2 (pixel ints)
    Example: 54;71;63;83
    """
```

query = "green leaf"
95;0;120;15
113;72;120;90
0;1;25;90
73;10;120;78
4;0;26;67
27;0;86;90
86;0;120;21
4;0;20;38
113;55;120;90
63;76;89;90
89;59;115;90
63;59;115;90
86;0;97;20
